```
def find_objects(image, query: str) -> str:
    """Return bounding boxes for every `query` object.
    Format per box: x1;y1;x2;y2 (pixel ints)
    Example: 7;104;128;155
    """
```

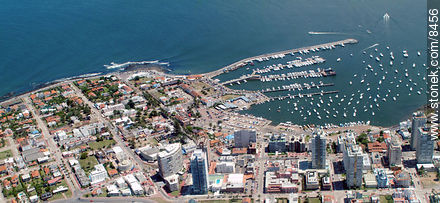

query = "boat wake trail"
308;31;350;35
362;43;379;51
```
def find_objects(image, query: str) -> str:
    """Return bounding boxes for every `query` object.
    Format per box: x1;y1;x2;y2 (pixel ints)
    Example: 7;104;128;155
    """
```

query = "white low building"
89;164;109;185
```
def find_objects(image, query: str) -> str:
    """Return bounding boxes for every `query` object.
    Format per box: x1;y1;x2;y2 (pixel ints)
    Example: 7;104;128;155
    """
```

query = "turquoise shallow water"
0;0;426;126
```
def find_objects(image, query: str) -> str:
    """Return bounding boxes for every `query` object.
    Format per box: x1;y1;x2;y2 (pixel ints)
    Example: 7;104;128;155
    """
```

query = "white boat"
403;50;408;57
337;58;342;62
418;51;421;56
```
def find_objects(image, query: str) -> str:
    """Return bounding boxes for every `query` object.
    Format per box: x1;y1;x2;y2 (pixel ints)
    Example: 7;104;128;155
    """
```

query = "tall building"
410;112;426;150
268;134;287;153
234;130;256;148
341;134;364;188
416;127;434;164
289;135;307;153
311;131;327;169
387;137;402;167
158;143;183;178
191;149;209;194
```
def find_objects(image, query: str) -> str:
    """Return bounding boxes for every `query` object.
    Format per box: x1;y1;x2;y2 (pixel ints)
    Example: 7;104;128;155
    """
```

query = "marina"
203;38;357;79
252;56;325;74
261;82;334;93
260;68;336;82
269;90;339;101
218;40;426;126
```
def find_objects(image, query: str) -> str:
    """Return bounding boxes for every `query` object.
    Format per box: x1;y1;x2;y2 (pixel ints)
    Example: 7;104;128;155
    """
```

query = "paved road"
70;84;178;202
22;96;79;199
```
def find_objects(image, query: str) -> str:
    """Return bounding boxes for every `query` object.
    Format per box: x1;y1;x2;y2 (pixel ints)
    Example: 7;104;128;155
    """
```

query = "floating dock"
269;90;339;101
260;68;335;82
261;83;334;93
221;74;261;85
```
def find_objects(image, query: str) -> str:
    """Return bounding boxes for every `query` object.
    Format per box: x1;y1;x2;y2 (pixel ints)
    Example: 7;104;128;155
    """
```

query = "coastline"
0;37;424;129
0;64;170;105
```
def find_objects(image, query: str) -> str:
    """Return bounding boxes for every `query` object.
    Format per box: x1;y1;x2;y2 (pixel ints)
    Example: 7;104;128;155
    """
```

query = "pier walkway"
221;74;261;85
261;83;334;93
269;90;339;101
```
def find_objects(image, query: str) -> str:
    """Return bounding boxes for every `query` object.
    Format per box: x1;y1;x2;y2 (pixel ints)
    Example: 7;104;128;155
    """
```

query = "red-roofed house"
48;177;62;186
367;142;387;153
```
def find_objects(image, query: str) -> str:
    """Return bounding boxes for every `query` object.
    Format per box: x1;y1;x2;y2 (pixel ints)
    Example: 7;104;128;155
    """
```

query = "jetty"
260;68;335;82
221;74;261;85
270;90;339;101
261;83;334;93
204;38;357;79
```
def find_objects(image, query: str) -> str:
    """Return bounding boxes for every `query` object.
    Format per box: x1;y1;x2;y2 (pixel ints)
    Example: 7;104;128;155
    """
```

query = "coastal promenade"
203;38;358;79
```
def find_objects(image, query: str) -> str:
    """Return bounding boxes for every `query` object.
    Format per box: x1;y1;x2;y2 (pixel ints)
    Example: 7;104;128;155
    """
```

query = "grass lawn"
0;149;13;159
170;190;180;197
48;192;65;201
97;189;108;197
64;190;73;198
89;139;116;150
276;198;288;203
307;197;321;203
379;195;393;203
79;156;99;174
221;94;241;101
0;139;8;148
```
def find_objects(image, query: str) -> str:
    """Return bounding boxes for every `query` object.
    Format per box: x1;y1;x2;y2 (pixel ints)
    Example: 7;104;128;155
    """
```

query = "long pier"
260;68;335;82
204;38;357;79
221;74;261;85
269;90;339;101
261;83;334;93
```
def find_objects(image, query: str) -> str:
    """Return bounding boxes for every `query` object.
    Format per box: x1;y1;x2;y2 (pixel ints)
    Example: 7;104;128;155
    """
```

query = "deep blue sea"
0;0;426;126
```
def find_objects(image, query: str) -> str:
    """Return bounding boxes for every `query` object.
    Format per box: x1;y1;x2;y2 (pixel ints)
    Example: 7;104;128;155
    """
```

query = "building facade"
416;127;434;164
158;143;183;178
410;112;426;150
341;134;364;188
234;130;256;148
311;132;327;169
311;131;327;169
387;138;402;167
268;134;287;153
191;149;209;194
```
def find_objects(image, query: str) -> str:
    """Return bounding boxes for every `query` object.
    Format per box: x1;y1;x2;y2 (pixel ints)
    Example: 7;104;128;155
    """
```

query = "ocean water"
0;0;426;126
